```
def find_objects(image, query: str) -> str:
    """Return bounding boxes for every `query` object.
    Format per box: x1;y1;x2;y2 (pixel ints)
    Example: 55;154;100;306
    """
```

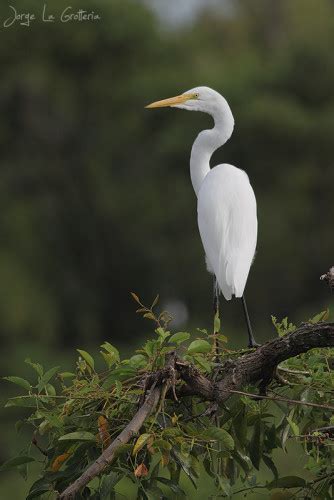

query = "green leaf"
0;456;35;471
15;420;24;434
153;439;172;451
133;433;151;455
315;477;332;498
203;457;215;478
187;339;211;354
145;486;164;500
100;472;121;500
286;417;299;436
217;476;231;495
214;312;220;333
38;366;60;391
43;412;63;430
282;409;295;448
162;427;182;438
267;476;306;489
220;398;242;425
169;332;190;345
25;358;43;377
217;333;228;343
129;354;146;368
59;372;76;379
193;354;212;372
113;444;132;458
271;316;296;336
100;351;116;369
249;419;262;470
159;346;176;356
59;431;96;442
156;327;170;340
201;427;234;450
156;477;186;496
114;380;122;396
100;342;120;363
232;450;252;475
27;486;53;500
102;366;136;388
5;396;40;408
264;424;279;455
45;383;56;396
26;478;53;500
147;453;161;478
233;407;247;446
3;376;31;391
309;309;329;323
173;450;197;488
181;441;191;457
77;349;95;370
262;454;278;480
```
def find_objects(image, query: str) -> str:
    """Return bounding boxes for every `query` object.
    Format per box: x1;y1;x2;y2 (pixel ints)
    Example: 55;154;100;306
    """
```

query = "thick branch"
178;322;334;403
215;321;334;402
176;360;213;399
59;386;161;499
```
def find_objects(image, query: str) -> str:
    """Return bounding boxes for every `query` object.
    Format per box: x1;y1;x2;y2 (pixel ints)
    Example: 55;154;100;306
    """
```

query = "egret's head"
146;86;226;114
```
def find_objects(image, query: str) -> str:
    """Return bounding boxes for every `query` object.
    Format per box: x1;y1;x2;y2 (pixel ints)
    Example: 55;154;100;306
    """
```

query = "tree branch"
59;321;334;498
59;386;161;499
59;353;179;499
177;322;334;404
214;321;334;403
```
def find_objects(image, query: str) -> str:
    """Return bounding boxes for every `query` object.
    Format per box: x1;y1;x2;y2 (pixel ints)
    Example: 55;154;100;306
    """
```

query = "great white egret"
146;86;258;347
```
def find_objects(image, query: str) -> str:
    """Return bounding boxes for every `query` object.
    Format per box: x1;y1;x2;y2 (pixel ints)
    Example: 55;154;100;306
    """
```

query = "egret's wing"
197;164;257;300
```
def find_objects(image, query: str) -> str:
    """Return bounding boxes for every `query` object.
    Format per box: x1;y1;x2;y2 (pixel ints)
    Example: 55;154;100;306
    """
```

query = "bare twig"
229;389;334;412
311;425;334;435
277;366;310;376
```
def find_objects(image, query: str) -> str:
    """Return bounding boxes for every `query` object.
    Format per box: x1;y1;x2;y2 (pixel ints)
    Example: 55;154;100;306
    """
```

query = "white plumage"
198;164;257;299
146;85;258;304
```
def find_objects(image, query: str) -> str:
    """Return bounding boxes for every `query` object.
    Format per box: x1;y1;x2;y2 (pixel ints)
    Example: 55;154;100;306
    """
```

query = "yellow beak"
145;93;195;109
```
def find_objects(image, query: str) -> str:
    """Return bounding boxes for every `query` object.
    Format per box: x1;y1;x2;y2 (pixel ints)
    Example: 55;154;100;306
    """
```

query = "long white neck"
190;103;234;195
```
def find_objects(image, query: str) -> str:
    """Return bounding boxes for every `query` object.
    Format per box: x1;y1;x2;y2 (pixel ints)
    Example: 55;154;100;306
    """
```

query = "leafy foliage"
1;2;334;493
2;297;334;499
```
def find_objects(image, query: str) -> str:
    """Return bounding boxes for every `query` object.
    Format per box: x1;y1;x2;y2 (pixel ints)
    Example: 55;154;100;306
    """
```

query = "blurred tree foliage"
0;0;332;354
0;0;333;493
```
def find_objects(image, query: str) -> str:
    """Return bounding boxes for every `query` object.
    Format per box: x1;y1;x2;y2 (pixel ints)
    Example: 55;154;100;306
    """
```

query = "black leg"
213;276;220;358
241;294;259;348
213;275;219;318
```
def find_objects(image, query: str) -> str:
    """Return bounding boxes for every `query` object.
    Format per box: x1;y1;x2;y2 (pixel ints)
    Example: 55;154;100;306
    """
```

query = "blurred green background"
0;0;333;497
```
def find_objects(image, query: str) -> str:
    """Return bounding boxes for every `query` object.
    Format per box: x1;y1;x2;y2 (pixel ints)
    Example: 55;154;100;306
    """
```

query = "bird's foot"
247;340;261;349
